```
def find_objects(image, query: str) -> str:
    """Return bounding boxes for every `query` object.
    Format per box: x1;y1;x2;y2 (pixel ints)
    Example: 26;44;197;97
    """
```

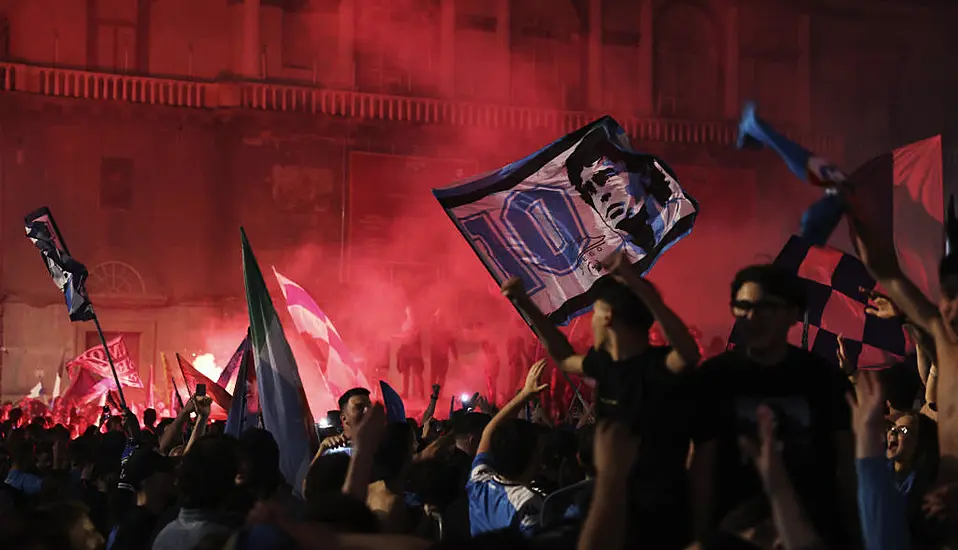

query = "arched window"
88;261;147;296
653;3;721;119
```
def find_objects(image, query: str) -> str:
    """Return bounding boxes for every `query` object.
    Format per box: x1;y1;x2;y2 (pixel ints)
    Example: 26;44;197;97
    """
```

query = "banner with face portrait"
433;116;698;324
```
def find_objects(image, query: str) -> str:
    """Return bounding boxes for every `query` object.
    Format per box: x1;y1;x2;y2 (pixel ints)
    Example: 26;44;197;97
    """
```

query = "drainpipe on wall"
0;154;5;401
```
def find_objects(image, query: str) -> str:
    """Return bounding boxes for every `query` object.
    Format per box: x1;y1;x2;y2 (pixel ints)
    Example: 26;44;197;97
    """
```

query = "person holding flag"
500;250;701;549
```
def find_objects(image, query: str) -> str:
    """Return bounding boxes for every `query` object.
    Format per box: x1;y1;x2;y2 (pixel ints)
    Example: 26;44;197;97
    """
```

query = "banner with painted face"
434;116;698;324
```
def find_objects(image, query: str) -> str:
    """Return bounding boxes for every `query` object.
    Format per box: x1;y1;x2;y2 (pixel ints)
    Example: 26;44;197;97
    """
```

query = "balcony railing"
0;62;841;157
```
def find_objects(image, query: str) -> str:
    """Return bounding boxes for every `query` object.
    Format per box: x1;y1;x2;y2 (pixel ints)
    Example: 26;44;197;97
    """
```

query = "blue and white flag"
25;207;95;322
736;102;847;245
242;229;318;494
433;116;697;324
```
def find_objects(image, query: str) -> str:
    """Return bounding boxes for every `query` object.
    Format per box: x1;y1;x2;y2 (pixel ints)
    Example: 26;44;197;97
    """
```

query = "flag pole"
91;311;127;409
170;376;185;409
801;309;810;351
174;354;194;400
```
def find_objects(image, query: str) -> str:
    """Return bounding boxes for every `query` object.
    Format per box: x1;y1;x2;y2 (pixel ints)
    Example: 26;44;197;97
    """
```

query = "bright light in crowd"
318;417;331;429
193;353;221;381
461;393;471;404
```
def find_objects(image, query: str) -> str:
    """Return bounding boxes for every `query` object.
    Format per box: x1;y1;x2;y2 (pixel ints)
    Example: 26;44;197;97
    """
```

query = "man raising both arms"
500;251;701;549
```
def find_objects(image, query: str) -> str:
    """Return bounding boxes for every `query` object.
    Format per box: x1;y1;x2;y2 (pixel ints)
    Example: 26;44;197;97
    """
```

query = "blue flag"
736;102;847;245
434;116;697;324
218;331;251;388
225;329;257;438
379;381;406;424
24;208;95;322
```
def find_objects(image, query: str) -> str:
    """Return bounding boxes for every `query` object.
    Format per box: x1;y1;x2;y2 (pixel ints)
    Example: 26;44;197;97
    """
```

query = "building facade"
0;0;953;401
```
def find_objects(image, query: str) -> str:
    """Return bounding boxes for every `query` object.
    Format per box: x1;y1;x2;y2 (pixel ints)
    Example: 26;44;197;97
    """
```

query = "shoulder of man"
468;453;499;485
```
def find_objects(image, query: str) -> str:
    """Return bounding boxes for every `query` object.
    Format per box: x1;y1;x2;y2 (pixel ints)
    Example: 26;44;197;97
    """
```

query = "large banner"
434;116;698;324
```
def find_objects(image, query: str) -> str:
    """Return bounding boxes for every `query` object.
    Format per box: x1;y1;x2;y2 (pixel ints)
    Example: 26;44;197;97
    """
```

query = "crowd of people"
1;223;958;550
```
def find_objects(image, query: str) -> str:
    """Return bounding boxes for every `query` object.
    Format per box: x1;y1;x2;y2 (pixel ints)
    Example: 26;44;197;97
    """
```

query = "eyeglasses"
887;426;910;436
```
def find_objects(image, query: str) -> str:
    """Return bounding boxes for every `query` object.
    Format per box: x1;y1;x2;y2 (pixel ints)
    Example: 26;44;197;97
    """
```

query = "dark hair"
371;422;414;483
731;264;806;310
303;453;351;503
238;428;281;496
564;126;674;210
176;435;240;509
592;276;656;330
575;424;596;477
143;408;157;427
487;419;541;480
338;387;371;412
452;412;491;439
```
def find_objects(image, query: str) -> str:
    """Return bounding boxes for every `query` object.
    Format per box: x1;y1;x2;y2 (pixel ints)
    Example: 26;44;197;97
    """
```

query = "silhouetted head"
591;276;656;350
730;264;805;352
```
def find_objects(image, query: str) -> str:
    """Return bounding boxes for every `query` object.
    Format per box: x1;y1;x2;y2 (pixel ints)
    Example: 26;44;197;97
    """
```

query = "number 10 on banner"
457;186;605;296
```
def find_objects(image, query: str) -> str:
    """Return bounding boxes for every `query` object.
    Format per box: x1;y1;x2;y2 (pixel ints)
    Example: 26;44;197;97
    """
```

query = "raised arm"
158;397;196;455
602;251;700;373
577;422;638;550
184;396;212;455
742;405;826;550
501;278;584;375
849;213;942;338
420;384;440;425
476;360;549;456
342;403;385;501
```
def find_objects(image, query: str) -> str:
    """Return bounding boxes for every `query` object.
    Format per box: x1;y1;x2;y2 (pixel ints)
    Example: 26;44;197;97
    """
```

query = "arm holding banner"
848;210;943;339
602;252;701;374
476;360;549;456
501;278;584;375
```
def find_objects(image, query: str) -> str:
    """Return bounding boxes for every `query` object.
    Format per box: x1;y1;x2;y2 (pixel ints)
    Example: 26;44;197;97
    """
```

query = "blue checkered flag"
729;236;906;370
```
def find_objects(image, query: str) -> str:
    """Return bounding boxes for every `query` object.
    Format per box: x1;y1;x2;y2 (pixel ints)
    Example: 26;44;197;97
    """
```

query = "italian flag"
242;228;318;492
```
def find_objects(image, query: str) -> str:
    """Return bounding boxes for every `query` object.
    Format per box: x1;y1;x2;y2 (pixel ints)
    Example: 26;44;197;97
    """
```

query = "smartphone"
196;383;207;397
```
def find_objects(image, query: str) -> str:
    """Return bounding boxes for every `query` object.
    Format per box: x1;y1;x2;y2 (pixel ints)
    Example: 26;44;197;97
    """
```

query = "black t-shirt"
582;346;696;509
692;346;852;534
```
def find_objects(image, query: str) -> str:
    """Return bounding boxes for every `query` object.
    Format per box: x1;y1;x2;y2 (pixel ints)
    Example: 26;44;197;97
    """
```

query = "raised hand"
923;483;958;523
846;370;885;430
593;421;639;480
319;434;348;454
861;287;901;320
521;359;550;397
194;395;213;419
351;402;386;454
739;405;787;492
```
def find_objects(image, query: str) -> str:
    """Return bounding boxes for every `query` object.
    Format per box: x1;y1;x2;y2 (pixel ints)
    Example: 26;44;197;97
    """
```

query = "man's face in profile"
578;156;638;229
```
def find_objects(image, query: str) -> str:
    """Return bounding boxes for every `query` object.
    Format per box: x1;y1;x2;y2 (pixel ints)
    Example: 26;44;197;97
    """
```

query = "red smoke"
183;0;795;419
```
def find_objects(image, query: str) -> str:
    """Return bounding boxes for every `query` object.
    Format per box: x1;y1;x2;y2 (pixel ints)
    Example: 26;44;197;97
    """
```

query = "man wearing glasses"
688;264;856;546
